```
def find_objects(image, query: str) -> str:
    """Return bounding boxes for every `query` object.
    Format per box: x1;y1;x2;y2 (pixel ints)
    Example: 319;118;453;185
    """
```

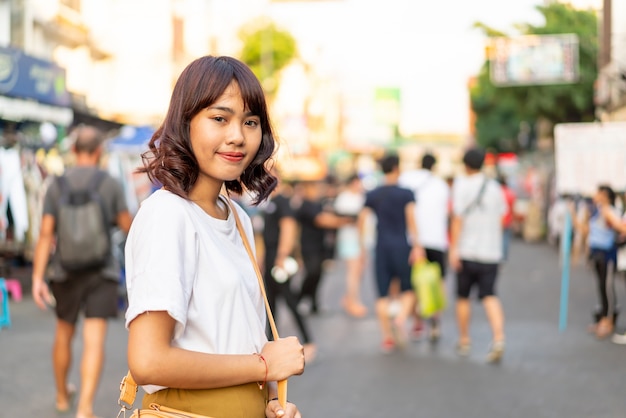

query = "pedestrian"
572;185;624;339
448;147;506;363
123;56;304;418
259;170;317;363
358;153;424;353
399;152;450;341
498;174;516;261
334;174;368;318
31;124;133;418
295;179;353;315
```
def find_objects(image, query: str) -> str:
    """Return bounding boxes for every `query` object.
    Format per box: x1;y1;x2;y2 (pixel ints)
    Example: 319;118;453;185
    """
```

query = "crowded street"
2;237;626;417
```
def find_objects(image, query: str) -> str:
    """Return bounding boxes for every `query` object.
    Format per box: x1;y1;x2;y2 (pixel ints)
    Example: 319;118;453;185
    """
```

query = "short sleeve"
364;191;375;209
106;175;129;217
124;195;198;338
42;178;60;217
297;200;321;224
276;195;295;219
401;188;414;205
451;178;464;216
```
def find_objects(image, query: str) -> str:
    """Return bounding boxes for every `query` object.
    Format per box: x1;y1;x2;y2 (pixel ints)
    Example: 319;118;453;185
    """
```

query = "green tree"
471;2;598;151
238;19;298;99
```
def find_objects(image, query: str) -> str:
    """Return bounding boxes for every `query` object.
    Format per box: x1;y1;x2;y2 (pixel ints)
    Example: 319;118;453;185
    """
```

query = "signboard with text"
554;122;626;196
489;34;579;86
0;45;71;107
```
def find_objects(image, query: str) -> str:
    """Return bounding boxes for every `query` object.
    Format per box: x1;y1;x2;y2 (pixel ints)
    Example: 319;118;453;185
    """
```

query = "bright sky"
269;0;601;137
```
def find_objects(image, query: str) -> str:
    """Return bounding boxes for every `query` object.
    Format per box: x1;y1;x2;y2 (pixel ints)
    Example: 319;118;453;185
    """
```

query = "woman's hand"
266;400;301;418
261;336;305;382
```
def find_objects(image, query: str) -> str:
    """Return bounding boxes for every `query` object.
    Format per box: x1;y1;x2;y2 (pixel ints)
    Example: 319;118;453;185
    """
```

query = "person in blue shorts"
358;153;424;353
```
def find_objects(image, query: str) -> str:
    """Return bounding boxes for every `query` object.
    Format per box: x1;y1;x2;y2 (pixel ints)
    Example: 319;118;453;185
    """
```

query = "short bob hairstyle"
139;56;277;204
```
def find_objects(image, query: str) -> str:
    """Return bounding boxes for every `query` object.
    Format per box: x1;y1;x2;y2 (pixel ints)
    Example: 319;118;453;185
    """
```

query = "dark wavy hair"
138;56;277;205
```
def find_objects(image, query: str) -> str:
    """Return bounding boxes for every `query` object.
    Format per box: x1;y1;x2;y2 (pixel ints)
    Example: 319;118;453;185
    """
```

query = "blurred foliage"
238;19;298;99
471;2;598;151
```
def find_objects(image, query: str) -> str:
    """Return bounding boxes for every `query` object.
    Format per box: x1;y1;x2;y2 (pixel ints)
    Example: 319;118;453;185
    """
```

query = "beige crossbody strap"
226;196;288;408
227;197;280;340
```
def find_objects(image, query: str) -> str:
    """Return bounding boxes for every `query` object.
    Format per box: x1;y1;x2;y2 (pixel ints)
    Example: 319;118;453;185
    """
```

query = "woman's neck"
189;182;228;220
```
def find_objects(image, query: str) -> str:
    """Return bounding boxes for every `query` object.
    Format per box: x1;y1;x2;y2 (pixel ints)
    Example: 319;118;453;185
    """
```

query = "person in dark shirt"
260;176;316;362
296;180;353;314
358;153;424;353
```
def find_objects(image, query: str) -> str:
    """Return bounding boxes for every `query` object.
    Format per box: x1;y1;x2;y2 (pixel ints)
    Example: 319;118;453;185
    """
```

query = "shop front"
0;45;73;141
0;45;73;265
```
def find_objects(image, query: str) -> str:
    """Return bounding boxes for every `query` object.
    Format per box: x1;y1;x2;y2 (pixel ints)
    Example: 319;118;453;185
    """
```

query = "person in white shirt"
124;56;304;418
399;153;450;341
449;148;506;363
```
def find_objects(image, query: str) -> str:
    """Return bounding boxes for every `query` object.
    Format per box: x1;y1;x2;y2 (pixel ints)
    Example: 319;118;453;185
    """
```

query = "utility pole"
599;0;611;69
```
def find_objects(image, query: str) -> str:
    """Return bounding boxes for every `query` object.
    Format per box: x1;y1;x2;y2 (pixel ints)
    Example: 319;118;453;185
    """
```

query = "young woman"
576;185;624;339
124;56;304;417
334;174;368;317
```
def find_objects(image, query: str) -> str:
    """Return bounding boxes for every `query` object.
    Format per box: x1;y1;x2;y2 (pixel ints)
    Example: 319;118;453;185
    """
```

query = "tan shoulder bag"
117;196;287;418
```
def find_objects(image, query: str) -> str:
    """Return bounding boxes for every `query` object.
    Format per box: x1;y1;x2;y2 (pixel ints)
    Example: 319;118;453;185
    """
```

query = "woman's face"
189;80;262;188
593;189;607;205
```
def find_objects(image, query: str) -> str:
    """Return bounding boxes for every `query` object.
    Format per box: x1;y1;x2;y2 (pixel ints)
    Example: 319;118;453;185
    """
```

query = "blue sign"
0;45;71;107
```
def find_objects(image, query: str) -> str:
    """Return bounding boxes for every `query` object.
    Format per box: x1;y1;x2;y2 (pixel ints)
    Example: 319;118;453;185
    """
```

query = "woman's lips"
219;152;244;162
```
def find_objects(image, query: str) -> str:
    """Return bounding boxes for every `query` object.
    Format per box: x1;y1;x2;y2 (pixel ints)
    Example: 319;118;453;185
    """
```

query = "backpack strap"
56;175;71;203
88;169;107;191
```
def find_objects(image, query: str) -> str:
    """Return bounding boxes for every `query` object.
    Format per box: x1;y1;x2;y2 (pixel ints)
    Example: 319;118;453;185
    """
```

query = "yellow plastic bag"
411;260;446;318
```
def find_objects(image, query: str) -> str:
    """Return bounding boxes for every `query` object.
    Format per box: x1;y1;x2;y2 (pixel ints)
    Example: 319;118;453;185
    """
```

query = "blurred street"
2;238;626;418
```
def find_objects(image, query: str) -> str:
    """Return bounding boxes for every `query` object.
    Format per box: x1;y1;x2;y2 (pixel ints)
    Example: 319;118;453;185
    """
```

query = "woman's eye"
213;116;225;122
245;119;259;127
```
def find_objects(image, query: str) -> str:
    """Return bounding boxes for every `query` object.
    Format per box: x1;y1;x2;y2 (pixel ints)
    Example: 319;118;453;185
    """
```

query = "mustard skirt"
142;382;268;418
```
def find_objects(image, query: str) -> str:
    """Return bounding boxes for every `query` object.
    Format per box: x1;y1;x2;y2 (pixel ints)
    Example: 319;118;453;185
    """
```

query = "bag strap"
226;196;288;408
462;177;488;217
227;196;281;340
118;195;287;414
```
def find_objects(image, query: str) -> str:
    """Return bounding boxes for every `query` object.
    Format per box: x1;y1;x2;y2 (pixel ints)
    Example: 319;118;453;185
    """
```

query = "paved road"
1;238;626;417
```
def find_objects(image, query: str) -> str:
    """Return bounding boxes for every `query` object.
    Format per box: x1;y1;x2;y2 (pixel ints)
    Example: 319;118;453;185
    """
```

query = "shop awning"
0;95;73;125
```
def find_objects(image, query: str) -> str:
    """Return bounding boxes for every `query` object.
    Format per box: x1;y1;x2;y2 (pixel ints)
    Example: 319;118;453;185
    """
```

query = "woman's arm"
601;206;626;234
128;311;304;389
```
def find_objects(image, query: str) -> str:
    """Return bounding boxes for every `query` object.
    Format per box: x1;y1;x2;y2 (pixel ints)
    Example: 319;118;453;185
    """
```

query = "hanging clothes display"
0;146;30;244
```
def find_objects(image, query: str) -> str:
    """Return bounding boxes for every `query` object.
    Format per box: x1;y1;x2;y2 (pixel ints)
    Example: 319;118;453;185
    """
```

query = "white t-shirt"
334;189;365;247
399;169;450;251
124;190;266;394
452;173;506;263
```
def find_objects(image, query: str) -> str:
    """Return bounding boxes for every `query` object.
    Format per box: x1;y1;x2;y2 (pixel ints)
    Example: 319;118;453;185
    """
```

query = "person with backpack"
449;148;506;363
31;125;132;418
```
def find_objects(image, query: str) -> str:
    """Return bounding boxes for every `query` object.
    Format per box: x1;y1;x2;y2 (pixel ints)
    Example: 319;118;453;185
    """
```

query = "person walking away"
31;125;133;418
296;179;353;315
448;148;506;363
573;185;624;339
358;153;424;353
124;56;304;417
399;152;450;341
334;174;368;318
260;172;317;363
498;175;516;261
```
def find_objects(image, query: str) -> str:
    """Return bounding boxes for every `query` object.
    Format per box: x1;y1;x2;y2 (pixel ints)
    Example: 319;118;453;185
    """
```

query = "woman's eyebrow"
207;106;257;117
